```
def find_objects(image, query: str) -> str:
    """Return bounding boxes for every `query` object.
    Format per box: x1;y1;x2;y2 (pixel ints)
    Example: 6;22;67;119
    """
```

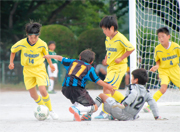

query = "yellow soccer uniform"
104;31;135;89
11;38;48;66
154;42;180;87
11;38;50;89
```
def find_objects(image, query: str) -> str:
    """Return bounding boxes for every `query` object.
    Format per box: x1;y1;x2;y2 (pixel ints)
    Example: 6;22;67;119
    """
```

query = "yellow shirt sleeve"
11;39;26;53
119;34;135;51
42;43;49;55
154;47;160;62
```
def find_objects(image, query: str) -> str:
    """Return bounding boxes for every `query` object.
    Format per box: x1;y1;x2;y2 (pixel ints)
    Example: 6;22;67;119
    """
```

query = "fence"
0;61;126;89
0;61;65;84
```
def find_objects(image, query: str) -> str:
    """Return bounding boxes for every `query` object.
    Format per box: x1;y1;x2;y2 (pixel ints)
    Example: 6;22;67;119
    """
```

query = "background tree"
0;0;107;60
109;0;129;34
40;24;77;58
1;0;130;61
77;28;106;64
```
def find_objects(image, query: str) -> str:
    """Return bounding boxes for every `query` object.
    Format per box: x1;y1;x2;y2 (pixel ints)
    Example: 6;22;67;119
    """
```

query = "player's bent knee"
93;104;98;112
99;93;104;98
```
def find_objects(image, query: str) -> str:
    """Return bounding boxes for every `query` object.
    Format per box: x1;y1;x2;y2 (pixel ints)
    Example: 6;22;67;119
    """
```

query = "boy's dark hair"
157;27;170;35
99;15;118;31
132;68;148;85
48;41;56;46
25;21;42;35
79;49;95;63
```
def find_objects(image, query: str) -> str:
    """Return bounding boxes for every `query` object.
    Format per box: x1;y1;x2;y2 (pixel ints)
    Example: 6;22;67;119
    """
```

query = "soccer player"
43;49;115;121
95;59;108;80
144;27;180;112
95;15;135;119
81;68;166;121
47;41;58;94
8;21;58;120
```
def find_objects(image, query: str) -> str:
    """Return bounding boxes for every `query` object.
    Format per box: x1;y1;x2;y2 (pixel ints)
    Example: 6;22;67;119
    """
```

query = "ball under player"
47;41;58;94
144;27;180;112
8;21;58;120
81;68;166;121
43;49;115;121
95;15;135;119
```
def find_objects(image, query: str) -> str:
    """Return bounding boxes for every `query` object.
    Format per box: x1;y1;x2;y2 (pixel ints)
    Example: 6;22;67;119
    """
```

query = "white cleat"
49;111;59;120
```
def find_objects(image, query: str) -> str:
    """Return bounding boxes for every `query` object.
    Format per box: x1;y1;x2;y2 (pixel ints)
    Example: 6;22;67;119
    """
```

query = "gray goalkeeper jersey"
121;84;159;120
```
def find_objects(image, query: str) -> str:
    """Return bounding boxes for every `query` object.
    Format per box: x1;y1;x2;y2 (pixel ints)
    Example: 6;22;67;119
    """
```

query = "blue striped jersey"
61;58;100;88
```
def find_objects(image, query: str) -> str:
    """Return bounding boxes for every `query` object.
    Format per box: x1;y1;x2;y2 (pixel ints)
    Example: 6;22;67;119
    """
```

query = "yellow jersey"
105;31;135;66
154;42;180;69
11;38;48;66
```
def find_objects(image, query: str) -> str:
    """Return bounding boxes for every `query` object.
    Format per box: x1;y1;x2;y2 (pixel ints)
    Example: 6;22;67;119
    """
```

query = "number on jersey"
29;58;34;64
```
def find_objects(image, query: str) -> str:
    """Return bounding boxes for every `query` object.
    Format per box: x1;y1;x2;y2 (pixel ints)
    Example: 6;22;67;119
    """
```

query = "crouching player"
44;49;115;121
81;68;167;121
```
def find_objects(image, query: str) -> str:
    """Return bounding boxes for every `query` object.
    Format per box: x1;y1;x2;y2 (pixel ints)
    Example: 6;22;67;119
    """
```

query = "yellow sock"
146;90;163;109
153;90;163;102
102;94;111;114
112;91;125;103
42;94;52;111
35;95;45;105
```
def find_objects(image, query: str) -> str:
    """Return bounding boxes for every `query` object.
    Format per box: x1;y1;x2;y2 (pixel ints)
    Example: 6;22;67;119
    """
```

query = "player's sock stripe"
43;97;50;102
96;97;102;103
36;98;42;103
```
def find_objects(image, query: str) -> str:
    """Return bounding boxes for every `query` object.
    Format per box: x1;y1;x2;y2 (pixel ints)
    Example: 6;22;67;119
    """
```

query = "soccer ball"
34;105;49;121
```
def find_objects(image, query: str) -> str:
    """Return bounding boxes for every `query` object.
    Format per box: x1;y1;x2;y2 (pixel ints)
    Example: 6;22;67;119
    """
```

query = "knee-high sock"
146;90;163;108
153;90;163;102
48;79;54;91
84;96;103;115
35;95;45;105
112;91;125;103
102;94;111;114
95;96;102;107
42;94;52;111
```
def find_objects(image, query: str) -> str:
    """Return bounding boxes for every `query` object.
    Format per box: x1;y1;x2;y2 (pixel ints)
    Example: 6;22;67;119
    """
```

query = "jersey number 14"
29;58;34;64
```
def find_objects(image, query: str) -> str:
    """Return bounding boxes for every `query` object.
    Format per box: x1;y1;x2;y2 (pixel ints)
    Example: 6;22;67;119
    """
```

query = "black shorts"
62;86;95;106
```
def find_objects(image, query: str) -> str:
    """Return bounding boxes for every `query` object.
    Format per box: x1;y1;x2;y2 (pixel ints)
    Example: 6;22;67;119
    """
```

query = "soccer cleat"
134;115;140;120
107;114;115;120
73;113;82;121
69;106;81;121
155;116;168;120
48;90;57;94
143;106;151;113
94;111;108;119
81;114;91;121
49;111;59;120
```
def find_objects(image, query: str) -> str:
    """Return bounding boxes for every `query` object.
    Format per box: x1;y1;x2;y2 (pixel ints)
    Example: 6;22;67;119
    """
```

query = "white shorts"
47;63;58;78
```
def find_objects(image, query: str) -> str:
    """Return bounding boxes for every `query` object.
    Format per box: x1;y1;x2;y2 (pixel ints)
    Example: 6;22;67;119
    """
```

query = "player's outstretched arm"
96;80;115;92
8;52;16;70
104;55;107;65
115;50;134;64
150;60;160;72
44;55;63;61
45;57;55;72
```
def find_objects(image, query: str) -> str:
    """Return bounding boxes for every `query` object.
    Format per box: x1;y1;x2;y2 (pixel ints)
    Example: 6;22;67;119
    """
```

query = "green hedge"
40;24;77;58
77;28;106;64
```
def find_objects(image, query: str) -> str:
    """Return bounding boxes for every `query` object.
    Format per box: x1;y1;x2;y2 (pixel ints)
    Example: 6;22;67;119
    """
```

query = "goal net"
134;0;180;103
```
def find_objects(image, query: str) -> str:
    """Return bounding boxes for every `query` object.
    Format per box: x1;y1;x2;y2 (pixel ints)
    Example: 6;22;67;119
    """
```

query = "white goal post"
129;0;180;102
